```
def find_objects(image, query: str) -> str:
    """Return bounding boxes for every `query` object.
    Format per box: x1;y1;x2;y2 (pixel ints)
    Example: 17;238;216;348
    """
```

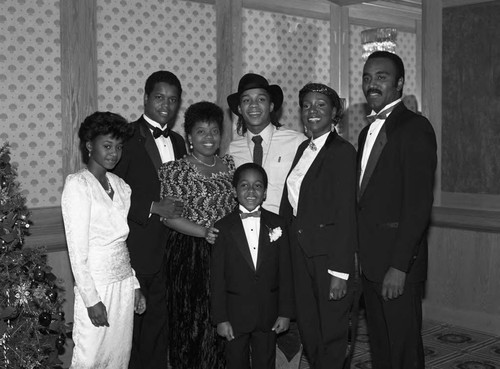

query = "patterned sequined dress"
159;155;236;369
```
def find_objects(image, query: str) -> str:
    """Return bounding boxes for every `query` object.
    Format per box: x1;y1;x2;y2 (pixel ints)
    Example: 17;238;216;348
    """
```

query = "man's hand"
272;317;290;334
87;301;109;327
217;321;234;341
328;275;347;300
151;197;183;219
381;267;406;301
134;288;146;315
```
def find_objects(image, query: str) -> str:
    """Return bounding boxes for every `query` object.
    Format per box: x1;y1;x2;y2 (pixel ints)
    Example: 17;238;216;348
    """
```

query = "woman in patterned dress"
159;101;236;369
61;112;146;369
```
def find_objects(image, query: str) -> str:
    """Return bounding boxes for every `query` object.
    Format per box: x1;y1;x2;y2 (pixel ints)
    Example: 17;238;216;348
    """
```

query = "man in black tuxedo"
357;51;437;369
113;71;187;369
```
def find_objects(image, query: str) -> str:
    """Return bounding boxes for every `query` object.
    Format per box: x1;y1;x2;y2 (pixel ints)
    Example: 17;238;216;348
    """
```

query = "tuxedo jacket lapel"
229;211;256;272
359;122;387;200
139;118;162;171
296;131;337;209
256;211;270;271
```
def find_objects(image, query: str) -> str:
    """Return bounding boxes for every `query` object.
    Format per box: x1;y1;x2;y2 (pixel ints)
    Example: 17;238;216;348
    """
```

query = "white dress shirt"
143;114;176;164
359;99;401;185
240;205;261;268
286;131;349;281
229;124;307;214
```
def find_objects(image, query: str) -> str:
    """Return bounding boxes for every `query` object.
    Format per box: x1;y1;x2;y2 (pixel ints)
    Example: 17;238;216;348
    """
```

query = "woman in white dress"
61;112;146;369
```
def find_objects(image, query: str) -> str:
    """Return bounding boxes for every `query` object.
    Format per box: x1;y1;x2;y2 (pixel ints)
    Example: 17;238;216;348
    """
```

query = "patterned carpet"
61;313;500;368
277;313;500;369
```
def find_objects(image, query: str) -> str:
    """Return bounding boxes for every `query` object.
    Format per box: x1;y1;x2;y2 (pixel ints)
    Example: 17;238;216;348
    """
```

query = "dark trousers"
129;268;168;369
291;236;354;369
362;275;425;369
225;330;276;369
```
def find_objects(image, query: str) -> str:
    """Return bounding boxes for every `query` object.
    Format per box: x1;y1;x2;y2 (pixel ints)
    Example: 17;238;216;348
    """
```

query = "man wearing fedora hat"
227;73;306;214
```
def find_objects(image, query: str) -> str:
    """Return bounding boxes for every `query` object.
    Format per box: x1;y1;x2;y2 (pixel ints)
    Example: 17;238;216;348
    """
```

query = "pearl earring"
189;142;193;150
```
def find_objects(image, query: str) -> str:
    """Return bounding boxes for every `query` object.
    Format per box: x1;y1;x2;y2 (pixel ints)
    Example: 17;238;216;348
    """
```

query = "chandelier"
361;27;398;60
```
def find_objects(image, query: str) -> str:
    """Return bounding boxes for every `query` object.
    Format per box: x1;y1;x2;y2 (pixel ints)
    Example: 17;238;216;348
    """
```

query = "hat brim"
227;85;284;116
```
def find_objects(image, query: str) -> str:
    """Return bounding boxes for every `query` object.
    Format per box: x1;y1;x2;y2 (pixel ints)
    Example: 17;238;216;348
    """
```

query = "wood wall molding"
24;207;66;252
433;207;500;233
425;226;500;334
60;0;98;178
242;0;331;20
422;0;442;205
442;0;497;7
216;0;241;152
423;302;500;335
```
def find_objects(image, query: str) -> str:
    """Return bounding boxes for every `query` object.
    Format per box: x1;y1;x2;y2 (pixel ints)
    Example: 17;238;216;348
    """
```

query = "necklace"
104;175;113;194
191;152;216;167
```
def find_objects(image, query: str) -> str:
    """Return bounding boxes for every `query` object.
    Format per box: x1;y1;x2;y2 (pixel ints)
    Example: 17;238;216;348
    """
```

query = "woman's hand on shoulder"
205;226;219;244
87;301;109;327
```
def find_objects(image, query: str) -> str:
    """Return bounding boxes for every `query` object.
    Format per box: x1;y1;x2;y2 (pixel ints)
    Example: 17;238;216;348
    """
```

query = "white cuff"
328;270;349;280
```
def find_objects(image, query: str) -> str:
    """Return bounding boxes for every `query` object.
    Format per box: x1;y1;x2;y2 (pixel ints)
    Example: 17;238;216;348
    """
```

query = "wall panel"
0;0;62;207
96;0;217;135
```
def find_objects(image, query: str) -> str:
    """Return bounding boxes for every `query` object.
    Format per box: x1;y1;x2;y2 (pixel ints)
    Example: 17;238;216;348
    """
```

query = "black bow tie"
366;106;396;124
146;122;170;139
240;210;261;219
151;127;170;139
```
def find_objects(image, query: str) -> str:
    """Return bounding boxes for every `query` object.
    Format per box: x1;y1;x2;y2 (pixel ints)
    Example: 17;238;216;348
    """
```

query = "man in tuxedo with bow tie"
113;70;187;368
357;51;437;369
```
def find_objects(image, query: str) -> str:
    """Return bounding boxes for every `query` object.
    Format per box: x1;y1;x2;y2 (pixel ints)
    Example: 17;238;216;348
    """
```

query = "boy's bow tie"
240;210;261;219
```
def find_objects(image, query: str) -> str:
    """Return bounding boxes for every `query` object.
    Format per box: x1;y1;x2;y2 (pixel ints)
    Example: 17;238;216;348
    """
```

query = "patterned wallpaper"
348;24;418;146
0;0;418;207
0;0;62;207
96;0;217;136
240;8;331;133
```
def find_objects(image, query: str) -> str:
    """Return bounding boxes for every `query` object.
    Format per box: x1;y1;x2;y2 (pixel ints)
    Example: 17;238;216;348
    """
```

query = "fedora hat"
227;73;284;116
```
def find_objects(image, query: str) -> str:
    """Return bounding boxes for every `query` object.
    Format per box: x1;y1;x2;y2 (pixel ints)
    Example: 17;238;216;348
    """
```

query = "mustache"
367;88;382;95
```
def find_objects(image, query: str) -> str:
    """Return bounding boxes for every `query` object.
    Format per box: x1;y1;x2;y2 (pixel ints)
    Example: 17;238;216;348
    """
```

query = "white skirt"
70;276;135;369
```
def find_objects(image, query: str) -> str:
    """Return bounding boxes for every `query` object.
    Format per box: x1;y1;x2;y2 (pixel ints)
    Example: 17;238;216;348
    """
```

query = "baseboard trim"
423;302;500;335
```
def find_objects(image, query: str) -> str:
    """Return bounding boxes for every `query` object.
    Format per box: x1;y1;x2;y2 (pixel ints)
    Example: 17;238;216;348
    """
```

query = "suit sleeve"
391;118;437;272
113;139;158;226
278;221;295;319
61;175;100;307
327;143;358;273
210;221;228;325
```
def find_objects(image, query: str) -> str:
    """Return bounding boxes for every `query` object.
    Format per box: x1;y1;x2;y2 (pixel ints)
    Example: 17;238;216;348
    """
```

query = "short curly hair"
78;111;133;163
232;162;268;190
144;70;182;97
298;83;344;125
184;101;224;137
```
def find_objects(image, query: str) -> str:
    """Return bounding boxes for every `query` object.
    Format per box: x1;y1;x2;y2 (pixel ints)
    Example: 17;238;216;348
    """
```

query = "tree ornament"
45;289;58;303
55;333;66;350
33;268;45;282
38;312;52;327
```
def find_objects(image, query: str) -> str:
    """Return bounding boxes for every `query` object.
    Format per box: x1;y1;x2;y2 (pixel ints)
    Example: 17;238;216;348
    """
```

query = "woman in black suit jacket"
280;83;357;369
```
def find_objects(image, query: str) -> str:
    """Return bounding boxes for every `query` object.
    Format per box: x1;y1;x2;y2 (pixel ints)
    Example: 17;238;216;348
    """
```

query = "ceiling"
326;0;421;7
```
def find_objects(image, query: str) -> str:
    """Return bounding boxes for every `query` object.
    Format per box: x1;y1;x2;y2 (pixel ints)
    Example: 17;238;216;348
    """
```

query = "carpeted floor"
276;312;500;369
61;313;500;368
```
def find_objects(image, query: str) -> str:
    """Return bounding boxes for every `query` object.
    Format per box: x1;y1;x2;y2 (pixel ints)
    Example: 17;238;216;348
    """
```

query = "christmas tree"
0;143;67;369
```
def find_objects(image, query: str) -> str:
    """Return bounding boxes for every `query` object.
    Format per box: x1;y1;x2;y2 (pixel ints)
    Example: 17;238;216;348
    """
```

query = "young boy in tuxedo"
210;163;294;369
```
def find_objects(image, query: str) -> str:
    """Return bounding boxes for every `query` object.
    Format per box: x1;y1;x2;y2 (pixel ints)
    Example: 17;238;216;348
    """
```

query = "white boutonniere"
268;226;282;243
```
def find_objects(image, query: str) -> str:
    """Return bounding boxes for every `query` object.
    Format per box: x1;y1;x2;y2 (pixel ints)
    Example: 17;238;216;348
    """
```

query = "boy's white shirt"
239;204;261;268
